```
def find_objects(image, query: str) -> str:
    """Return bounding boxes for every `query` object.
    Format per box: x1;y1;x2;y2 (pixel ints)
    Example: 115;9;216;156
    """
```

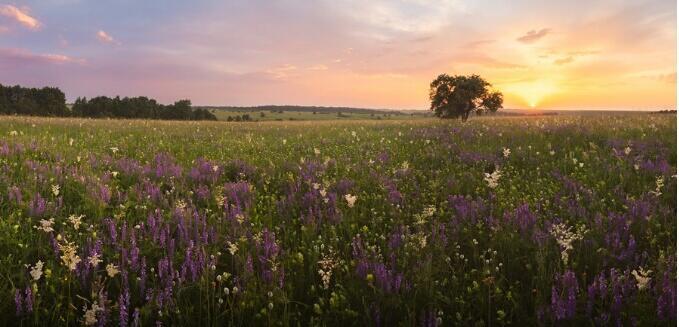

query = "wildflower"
503;147;511;158
29;261;44;281
484;168;502;189
650;176;664;197
9;130;18;136
318;255;337;289
106;263;119;277
68;214;84;230
34;218;55;233
83;303;102;326
175;199;187;210
88;253;102;267
235;214;245;224
345;194;357;208
212;165;219;172
415;205;436;225
68;138;74;146
314;148;321;155
109;147;119;154
51;184;60;197
624;146;632;155
550;150;555;156
550;223;587;264
632;267;652;290
227;241;238;255
59;240;81;271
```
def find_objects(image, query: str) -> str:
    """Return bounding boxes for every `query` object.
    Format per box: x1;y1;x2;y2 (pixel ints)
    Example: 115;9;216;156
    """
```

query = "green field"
0;114;675;325
209;109;425;122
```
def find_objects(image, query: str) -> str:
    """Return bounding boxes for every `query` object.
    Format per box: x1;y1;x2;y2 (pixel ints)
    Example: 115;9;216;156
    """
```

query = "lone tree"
429;74;503;121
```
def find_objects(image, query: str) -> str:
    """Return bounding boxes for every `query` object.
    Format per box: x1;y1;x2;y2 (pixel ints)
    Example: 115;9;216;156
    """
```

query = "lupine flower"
551;270;578;320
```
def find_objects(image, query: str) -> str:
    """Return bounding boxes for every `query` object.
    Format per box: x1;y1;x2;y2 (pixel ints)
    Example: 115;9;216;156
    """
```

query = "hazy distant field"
0;114;675;325
210;109;426;121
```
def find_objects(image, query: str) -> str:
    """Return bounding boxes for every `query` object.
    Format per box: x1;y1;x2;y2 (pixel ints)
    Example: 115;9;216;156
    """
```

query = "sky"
0;0;675;110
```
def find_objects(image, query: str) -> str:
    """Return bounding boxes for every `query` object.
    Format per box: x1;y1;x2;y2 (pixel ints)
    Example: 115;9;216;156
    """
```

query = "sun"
502;79;557;110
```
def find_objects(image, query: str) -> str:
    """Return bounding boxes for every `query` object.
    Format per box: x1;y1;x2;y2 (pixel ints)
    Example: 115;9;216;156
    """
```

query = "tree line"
0;84;217;121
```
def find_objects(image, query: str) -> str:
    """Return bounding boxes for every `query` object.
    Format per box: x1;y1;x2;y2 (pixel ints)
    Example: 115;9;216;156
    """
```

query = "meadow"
0;114;675;326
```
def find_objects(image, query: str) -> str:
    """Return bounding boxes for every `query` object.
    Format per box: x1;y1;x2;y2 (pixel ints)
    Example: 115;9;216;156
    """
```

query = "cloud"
516;28;550;43
554;56;574;65
455;52;525;69
0;5;41;30
96;30;119;44
265;64;297;79
0;47;84;65
308;64;328;71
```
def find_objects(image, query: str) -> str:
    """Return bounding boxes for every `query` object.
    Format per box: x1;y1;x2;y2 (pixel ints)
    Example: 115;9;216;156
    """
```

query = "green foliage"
429;74;504;121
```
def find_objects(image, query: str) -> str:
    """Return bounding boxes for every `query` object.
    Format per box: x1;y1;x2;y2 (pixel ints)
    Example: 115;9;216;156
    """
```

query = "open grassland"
210;109;421;122
0;114;675;325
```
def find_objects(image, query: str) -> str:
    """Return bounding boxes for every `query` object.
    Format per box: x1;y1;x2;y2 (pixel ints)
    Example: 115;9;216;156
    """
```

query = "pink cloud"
96;30;119;44
517;28;550;43
0;48;84;65
0;5;40;30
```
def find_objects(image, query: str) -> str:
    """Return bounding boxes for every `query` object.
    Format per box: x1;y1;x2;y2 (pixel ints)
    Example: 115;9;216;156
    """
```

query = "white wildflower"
502;147;511;158
484;168;502;189
106;263;119;277
59;240;81;271
175;199;187;210
51;184;60;197
88;253;102;267
30;260;44;281
624;146;632;155
83;303;102;326
344;194;357;208
318;254;338;289
109;147;119;154
35;218;55;233
227;241;239;255
68;214;84;230
650;176;664;197
632;267;652;290
550;223;587;264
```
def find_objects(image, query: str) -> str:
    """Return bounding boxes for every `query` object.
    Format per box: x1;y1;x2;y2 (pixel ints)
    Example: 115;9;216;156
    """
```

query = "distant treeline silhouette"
0;84;217;121
201;105;404;115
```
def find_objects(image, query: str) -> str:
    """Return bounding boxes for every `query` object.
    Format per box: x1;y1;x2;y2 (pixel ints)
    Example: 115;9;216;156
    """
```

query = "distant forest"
200;105;405;115
0;84;217;121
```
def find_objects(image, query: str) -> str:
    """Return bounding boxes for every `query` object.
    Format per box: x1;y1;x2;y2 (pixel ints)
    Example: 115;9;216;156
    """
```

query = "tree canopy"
0;84;217;121
429;74;503;121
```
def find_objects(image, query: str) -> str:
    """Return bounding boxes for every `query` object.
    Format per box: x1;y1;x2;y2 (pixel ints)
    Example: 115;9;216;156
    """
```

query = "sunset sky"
0;0;675;110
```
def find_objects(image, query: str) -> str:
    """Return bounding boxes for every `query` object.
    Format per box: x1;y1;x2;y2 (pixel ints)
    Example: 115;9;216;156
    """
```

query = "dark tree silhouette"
429;74;503;121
